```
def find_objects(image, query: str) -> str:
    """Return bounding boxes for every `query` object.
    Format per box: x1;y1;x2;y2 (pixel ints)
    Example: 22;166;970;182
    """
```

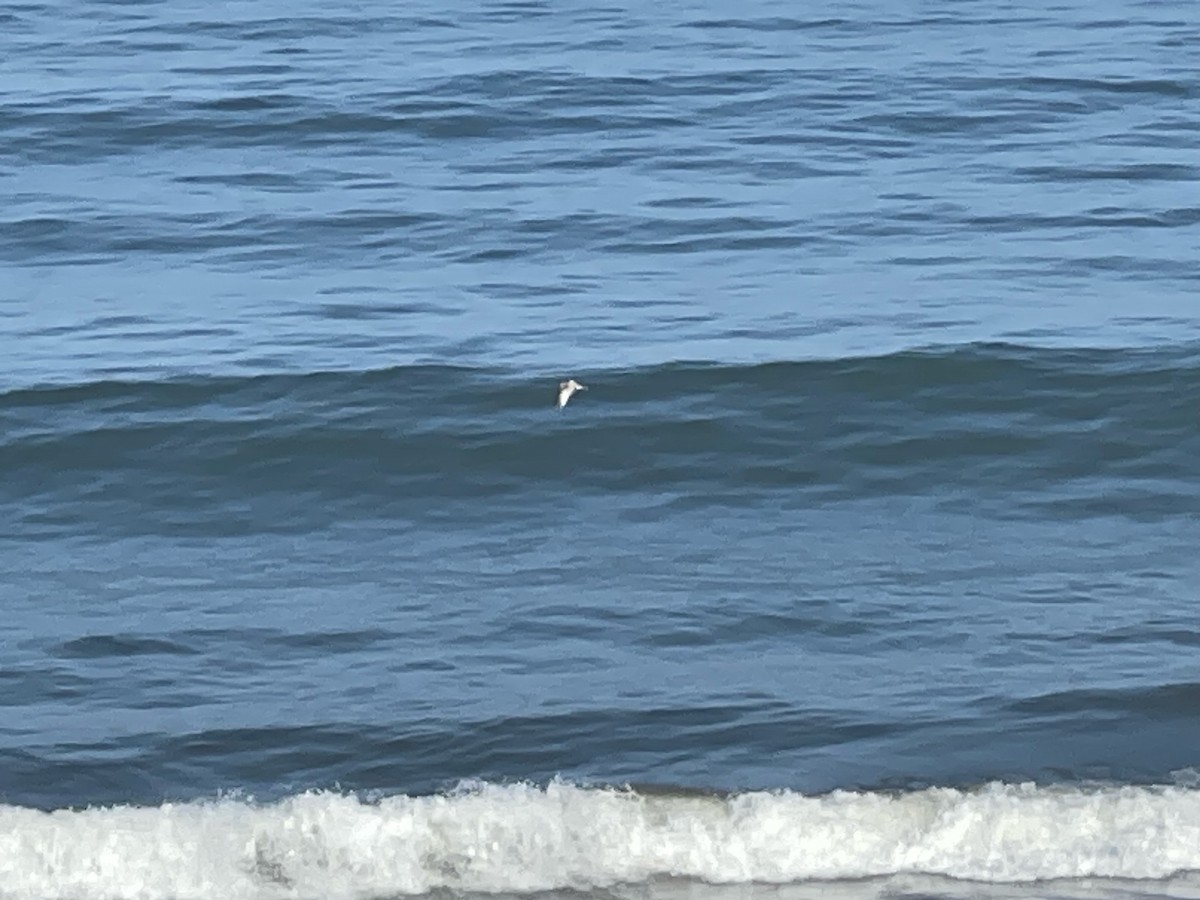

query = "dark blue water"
3;1;1200;897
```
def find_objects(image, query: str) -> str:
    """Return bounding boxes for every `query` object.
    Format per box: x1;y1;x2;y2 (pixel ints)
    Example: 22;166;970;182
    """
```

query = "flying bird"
557;379;586;409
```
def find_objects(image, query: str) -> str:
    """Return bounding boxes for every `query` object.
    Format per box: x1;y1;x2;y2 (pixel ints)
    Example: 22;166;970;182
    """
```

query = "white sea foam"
1;780;1199;900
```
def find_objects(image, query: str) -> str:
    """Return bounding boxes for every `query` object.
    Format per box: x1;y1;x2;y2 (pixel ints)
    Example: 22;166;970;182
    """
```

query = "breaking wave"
2;780;1199;900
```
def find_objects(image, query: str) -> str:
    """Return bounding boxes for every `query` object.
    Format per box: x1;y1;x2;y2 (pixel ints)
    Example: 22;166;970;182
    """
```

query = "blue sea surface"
2;0;1200;898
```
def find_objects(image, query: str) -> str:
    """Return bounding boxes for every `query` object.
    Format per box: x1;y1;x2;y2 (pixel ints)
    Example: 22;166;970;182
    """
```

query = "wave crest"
2;780;1198;899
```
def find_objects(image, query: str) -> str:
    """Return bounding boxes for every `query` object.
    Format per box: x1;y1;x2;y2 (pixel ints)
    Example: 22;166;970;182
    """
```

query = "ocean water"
3;0;1200;898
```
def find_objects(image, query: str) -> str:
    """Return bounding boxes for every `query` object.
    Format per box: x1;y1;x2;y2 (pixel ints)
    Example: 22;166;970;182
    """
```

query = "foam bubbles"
1;781;1198;900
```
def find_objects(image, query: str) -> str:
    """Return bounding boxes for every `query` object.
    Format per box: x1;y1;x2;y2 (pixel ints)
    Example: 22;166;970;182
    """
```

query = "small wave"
1;342;1197;543
0;780;1197;899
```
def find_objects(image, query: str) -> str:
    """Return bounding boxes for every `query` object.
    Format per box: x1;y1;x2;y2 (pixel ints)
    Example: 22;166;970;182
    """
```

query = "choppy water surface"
2;0;1200;898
